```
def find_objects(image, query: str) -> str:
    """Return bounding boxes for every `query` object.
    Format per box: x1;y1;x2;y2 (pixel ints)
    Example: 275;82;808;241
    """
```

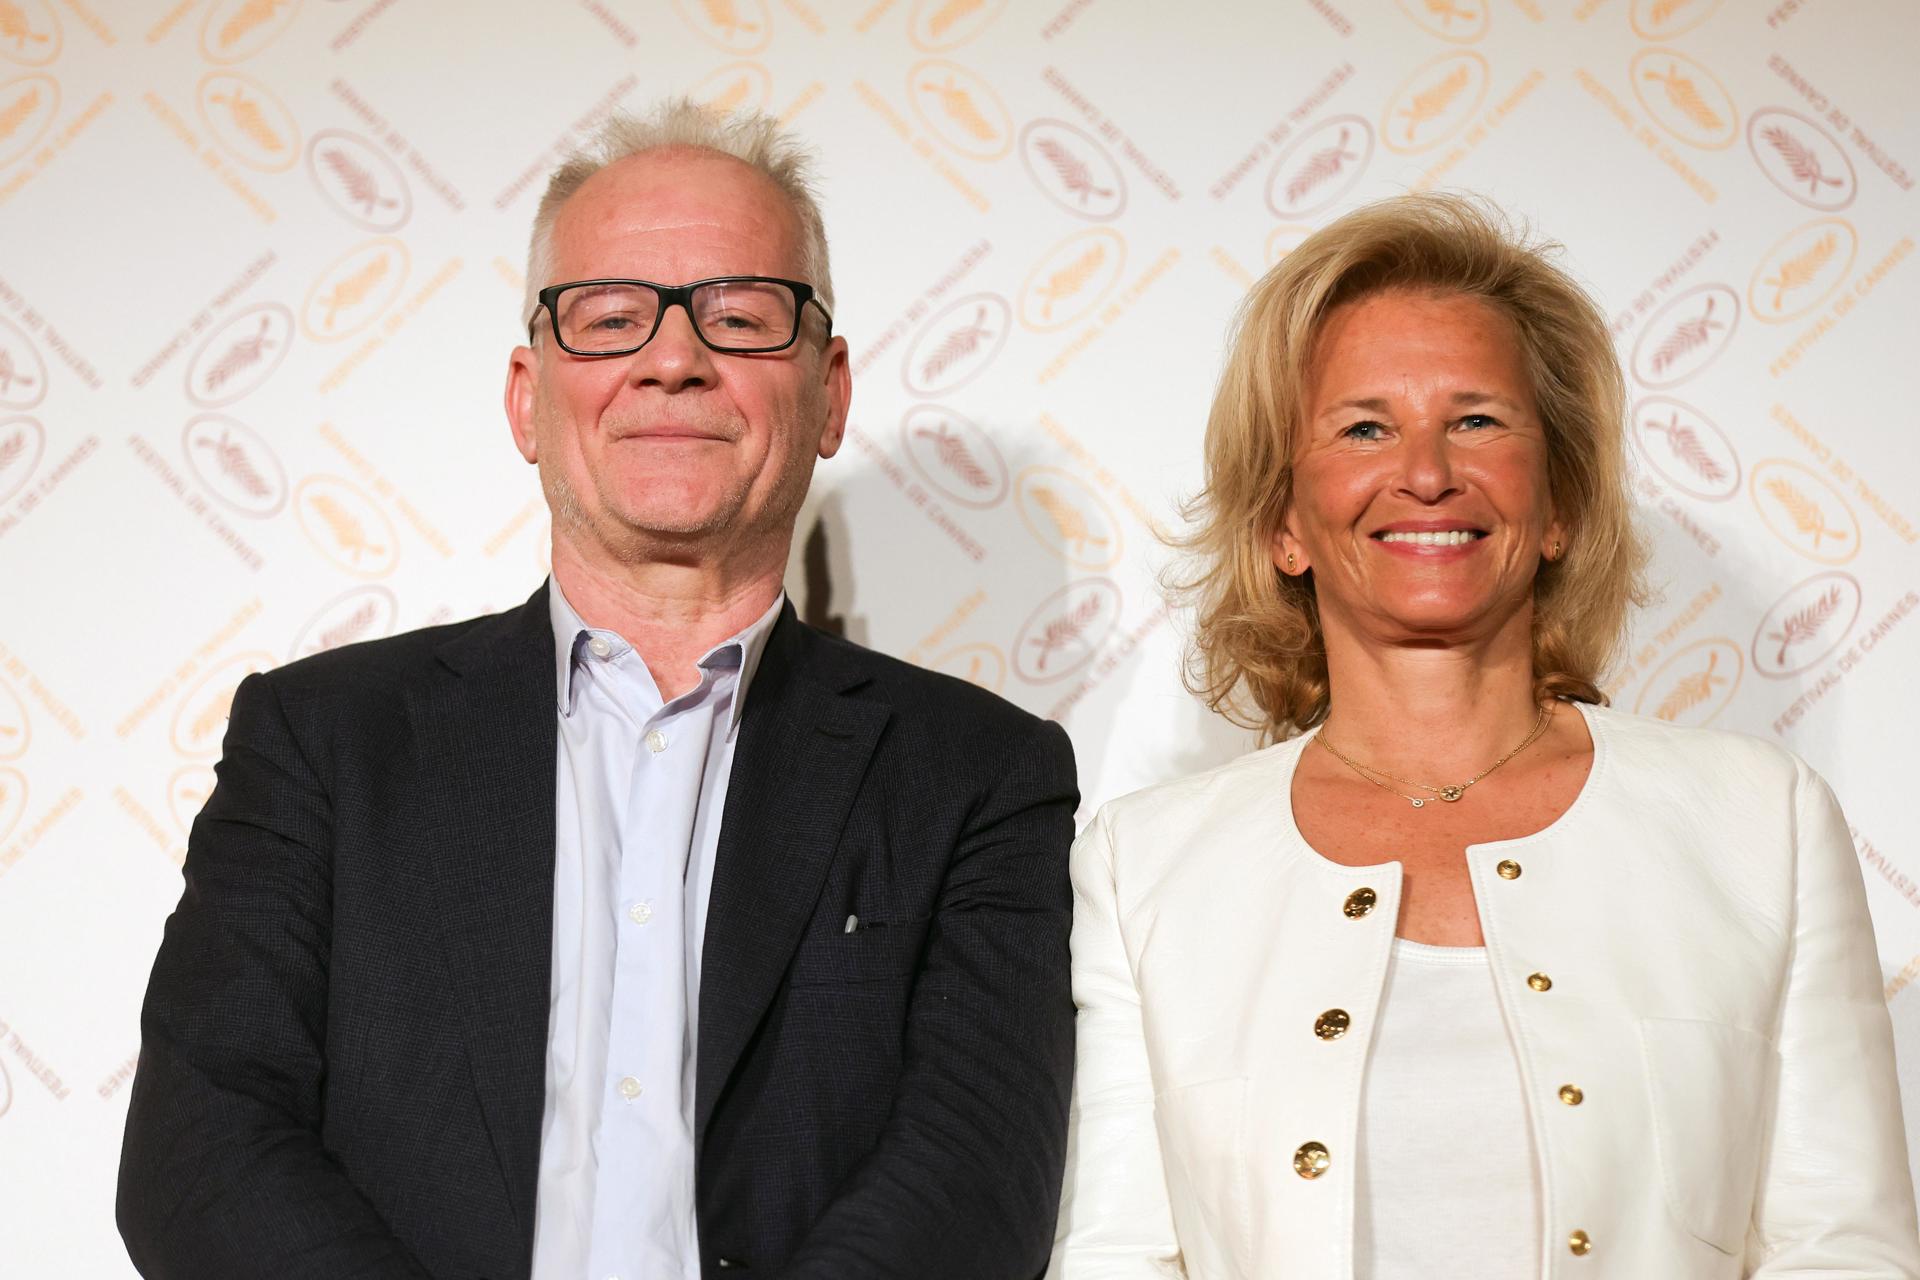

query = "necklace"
1316;703;1553;809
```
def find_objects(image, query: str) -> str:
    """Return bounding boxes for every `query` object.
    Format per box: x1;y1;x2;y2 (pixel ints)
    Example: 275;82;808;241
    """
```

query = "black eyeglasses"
529;276;832;356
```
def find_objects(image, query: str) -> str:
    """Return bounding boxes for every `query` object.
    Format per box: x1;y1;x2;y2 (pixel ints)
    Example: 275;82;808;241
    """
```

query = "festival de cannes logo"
1380;52;1488;155
1630;0;1724;40
1393;0;1489;43
0;0;59;67
1749;459;1860;566
200;0;302;64
185;303;294;408
1630;47;1737;150
1631;396;1740;501
691;61;772;116
1747;218;1856;324
300;237;410;343
196;72;300;173
1015;466;1123;571
1634;637;1741;726
170;651;276;759
0;671;27;761
167;763;216;836
1751;572;1861;679
1019;119;1126;221
1013;578;1123;684
909;59;1011;161
287;584;398;661
1747;108;1855;211
1019;228;1126;333
0;415;43;504
1267;115;1374;219
899;404;1008;509
0;765;25;846
306;130;412;232
671;0;771;55
295;475;399;577
901;293;1009;396
929;642;1006;693
0;72;57;170
0;316;44;410
909;0;1005;51
1630;284;1739;388
181;414;288;518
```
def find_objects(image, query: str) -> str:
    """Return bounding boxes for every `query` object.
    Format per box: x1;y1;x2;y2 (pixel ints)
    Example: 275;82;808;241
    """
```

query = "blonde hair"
1170;193;1649;740
523;98;834;327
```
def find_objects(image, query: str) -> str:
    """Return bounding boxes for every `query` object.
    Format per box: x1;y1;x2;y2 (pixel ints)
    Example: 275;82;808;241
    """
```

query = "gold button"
1313;1009;1351;1040
1292;1141;1330;1179
1559;1083;1584;1105
1527;972;1553;992
1496;859;1522;879
1569;1229;1592;1255
1343;887;1377;919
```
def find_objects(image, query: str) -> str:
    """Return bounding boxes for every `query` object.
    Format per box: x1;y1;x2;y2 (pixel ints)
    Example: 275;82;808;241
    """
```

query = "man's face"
506;148;850;568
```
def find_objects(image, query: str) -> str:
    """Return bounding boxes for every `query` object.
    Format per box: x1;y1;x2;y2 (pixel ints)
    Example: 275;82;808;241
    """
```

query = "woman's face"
1274;289;1563;648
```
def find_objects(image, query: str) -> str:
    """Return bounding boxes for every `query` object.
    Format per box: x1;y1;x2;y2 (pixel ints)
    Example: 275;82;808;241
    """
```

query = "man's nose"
627;302;716;391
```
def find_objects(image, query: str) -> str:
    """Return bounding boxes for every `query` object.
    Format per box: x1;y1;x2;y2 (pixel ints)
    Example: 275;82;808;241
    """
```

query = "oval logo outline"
287;584;400;661
899;404;1009;509
1019;227;1126;333
1267;114;1375;218
1014;465;1124;571
908;58;1012;161
1747;216;1856;324
1751;571;1862;678
1380;51;1488;155
901;292;1010;397
300;236;410;343
1631;395;1740;501
1013;578;1124;685
185;302;295;407
0;414;45;503
1746;107;1856;212
1634;636;1742;725
196;71;300;173
1630;46;1738;150
181;414;289;518
1749;458;1860;566
1018;118;1126;221
306;129;412;231
294;473;400;578
1630;283;1739;388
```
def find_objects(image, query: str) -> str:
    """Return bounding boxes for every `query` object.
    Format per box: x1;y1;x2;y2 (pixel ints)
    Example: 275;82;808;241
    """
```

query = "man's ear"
505;344;540;464
816;335;851;460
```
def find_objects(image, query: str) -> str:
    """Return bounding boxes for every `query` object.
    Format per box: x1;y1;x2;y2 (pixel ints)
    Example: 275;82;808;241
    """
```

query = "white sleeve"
1047;807;1187;1279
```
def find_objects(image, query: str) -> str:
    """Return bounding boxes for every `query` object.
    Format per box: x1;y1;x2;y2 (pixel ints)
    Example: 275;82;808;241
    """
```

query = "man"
118;102;1078;1280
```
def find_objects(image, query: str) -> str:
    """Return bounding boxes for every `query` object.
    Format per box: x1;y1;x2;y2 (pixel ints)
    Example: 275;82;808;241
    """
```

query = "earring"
1551;539;1562;560
1286;553;1296;570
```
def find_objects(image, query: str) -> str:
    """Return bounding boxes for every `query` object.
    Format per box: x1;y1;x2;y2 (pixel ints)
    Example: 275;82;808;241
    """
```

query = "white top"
1355;938;1540;1277
530;582;783;1280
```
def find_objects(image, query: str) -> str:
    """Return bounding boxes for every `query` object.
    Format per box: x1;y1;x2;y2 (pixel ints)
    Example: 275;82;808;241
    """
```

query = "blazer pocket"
1154;1076;1251;1277
1639;1017;1772;1255
787;915;932;989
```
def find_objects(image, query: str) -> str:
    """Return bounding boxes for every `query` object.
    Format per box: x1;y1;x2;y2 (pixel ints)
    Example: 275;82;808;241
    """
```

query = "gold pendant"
1439;785;1464;802
1410;798;1425;808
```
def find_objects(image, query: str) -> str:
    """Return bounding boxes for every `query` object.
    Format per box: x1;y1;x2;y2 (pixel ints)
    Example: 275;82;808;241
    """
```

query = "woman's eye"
1342;421;1386;440
1459;413;1499;430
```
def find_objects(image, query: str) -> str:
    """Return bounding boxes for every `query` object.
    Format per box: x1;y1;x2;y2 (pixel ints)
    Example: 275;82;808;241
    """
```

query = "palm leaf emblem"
1031;486;1108;554
1033;136;1113;204
702;77;752;114
1648;296;1723;375
1765;585;1843;665
1285;127;1360;205
919;305;995;384
188;687;239;747
195;430;273;498
913;423;994;490
0;1;53;48
1654;649;1725;720
200;316;277;394
1647;0;1696;26
320;148;398;215
1763;477;1846;549
1761;233;1836;311
0;87;40;141
1034;244;1105;319
1397;64;1469;142
310;492;385;561
1643;412;1726;484
319;255;390;330
1422;0;1477;25
1645;61;1724;132
922;76;998;142
219;0;289;48
210;87;285;153
1761;126;1842;196
311;600;380;654
928;0;984;38
700;0;759;36
1028;593;1101;671
0;430;24;472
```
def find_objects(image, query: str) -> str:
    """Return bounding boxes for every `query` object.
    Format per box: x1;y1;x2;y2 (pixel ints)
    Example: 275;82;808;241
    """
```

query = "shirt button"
587;635;612;659
617;1075;642;1100
628;900;654;926
645;729;668;754
1313;1009;1351;1040
1496;859;1522;879
1569;1228;1593;1255
1342;887;1377;919
1292;1141;1331;1179
1527;972;1553;992
1559;1083;1584;1105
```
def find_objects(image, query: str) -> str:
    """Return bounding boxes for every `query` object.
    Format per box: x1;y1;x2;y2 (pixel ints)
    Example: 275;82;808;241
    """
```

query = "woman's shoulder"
1083;735;1310;857
1584;701;1816;798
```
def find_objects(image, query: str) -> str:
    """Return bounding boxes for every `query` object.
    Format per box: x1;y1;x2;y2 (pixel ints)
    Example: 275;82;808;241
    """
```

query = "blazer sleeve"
777;715;1080;1280
1047;805;1186;1279
116;672;431;1279
1746;759;1920;1275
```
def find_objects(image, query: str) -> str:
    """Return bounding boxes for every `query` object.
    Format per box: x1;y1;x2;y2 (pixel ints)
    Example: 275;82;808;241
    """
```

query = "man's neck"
551;538;786;701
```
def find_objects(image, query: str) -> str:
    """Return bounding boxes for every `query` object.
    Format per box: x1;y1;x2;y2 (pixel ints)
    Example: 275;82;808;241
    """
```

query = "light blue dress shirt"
529;580;783;1280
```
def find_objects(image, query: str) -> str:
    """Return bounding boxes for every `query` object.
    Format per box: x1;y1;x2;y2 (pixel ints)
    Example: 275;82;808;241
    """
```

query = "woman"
1048;195;1917;1278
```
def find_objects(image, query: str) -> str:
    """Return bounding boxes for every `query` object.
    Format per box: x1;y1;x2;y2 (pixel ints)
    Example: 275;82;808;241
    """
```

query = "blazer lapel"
696;608;889;1144
425;585;558;1236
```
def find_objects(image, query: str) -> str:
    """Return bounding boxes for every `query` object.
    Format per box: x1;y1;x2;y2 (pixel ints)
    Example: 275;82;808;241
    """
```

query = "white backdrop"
2;0;1918;1269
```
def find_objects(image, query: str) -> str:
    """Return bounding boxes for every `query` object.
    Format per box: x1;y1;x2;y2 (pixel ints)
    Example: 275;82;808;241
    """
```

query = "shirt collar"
547;577;784;731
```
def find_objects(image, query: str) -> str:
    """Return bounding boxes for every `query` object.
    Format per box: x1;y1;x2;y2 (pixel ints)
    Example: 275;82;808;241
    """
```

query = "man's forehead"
550;148;802;271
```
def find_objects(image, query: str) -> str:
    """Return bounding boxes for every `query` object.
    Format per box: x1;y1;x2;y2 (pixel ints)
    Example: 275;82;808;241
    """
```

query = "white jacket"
1049;704;1919;1278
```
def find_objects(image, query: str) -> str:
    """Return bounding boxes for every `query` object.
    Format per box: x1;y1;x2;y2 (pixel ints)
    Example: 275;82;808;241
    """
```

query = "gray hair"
522;98;835;332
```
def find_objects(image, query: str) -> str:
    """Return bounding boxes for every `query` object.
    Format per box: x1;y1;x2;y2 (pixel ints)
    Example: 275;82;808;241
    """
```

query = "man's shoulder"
800;622;1053;741
262;594;539;704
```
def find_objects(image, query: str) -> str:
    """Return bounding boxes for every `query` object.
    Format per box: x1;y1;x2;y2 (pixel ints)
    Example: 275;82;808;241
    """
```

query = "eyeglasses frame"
529;275;834;357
